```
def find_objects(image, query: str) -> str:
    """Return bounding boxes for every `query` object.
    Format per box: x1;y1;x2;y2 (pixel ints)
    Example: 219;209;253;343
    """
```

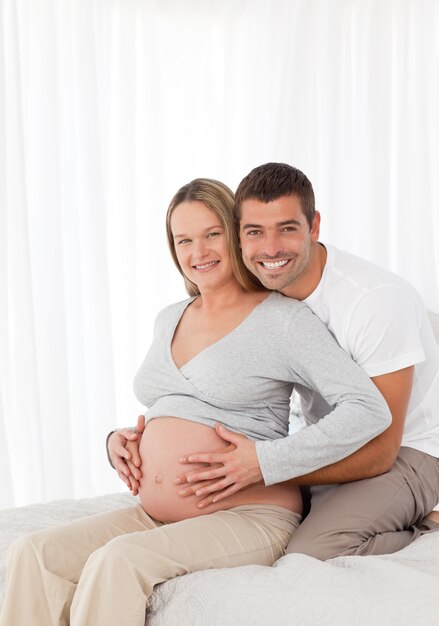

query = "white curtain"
1;0;438;508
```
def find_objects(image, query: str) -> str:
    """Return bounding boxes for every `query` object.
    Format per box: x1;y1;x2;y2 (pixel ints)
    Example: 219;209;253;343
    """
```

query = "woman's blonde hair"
166;178;263;296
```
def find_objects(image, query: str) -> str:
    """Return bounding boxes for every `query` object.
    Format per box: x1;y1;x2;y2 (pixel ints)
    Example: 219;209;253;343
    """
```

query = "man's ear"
311;211;321;241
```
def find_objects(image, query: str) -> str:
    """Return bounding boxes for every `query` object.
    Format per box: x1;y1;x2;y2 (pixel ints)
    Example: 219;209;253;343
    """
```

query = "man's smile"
258;259;291;270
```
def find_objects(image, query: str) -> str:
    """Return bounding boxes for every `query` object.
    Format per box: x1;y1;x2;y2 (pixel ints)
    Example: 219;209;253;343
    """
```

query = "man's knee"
285;528;361;560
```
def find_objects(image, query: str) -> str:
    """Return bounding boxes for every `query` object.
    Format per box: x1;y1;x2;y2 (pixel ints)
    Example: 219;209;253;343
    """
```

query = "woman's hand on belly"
107;415;145;495
176;423;264;509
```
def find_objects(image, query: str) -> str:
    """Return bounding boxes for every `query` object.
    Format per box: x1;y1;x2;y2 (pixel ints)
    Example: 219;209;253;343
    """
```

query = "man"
110;163;439;559
172;162;439;559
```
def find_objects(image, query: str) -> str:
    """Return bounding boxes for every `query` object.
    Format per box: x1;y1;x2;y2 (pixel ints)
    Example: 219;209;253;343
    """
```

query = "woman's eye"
177;239;191;245
207;231;220;238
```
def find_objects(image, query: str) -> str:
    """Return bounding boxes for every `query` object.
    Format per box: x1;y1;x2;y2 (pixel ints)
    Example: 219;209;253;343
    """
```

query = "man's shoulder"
320;245;422;309
306;245;427;354
326;245;409;290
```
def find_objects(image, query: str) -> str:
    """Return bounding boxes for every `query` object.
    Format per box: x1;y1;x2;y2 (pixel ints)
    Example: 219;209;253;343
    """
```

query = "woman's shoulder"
248;292;313;340
154;296;197;325
263;291;308;318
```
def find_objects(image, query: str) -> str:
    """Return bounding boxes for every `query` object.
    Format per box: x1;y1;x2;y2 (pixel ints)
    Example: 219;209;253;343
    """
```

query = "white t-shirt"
303;244;439;459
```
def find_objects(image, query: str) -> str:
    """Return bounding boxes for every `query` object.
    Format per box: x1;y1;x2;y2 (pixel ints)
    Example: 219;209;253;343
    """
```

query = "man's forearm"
284;432;395;486
285;367;413;486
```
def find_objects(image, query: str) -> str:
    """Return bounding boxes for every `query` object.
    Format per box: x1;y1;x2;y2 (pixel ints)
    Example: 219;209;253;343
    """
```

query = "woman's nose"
192;239;208;258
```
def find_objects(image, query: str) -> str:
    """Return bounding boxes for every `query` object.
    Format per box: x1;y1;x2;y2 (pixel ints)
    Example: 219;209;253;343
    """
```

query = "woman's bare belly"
138;417;302;523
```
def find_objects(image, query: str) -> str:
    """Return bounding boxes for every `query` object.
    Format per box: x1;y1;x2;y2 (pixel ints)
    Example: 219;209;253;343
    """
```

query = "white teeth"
194;261;219;270
261;260;289;269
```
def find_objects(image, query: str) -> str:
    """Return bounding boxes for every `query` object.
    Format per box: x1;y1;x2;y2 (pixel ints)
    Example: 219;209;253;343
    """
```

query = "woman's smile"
192;260;220;271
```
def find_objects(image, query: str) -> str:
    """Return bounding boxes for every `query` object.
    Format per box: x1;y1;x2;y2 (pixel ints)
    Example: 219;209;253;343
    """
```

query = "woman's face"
170;200;236;292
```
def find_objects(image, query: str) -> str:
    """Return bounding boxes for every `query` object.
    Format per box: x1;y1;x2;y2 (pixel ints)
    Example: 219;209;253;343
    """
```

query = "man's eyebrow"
241;223;262;230
278;219;302;227
241;219;302;230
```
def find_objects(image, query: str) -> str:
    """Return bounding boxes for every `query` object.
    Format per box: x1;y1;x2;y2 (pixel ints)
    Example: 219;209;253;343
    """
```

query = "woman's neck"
195;283;259;313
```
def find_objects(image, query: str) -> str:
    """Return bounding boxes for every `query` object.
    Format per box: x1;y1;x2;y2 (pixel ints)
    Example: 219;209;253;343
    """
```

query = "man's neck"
280;242;327;301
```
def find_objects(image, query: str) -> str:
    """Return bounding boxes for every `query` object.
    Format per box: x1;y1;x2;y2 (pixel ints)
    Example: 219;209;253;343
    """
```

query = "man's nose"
261;232;283;257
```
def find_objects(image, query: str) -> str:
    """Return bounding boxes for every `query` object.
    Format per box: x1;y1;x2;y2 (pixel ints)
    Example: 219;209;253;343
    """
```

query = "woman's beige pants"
0;503;299;626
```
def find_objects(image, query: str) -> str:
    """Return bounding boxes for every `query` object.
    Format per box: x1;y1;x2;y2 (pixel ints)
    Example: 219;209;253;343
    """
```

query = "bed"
1;491;438;625
1;312;438;625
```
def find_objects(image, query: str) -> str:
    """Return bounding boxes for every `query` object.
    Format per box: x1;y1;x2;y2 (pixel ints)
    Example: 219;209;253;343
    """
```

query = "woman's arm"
176;305;393;505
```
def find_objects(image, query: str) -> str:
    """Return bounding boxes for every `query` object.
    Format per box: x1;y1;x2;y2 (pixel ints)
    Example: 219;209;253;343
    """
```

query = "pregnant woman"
0;179;391;626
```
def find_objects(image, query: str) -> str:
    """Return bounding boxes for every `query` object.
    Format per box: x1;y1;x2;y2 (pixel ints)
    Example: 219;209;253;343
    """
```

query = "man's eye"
246;230;261;236
282;227;297;232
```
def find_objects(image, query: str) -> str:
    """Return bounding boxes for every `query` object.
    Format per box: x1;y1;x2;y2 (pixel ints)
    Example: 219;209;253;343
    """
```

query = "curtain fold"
1;0;438;508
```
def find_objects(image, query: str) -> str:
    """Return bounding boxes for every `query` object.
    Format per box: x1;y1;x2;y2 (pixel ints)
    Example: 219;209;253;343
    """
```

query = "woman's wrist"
106;430;117;469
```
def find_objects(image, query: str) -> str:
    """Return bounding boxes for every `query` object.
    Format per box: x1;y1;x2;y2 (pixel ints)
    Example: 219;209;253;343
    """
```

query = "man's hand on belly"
175;423;263;509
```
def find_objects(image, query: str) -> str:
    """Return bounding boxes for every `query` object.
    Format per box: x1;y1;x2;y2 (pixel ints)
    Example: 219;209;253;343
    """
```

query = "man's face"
239;195;320;294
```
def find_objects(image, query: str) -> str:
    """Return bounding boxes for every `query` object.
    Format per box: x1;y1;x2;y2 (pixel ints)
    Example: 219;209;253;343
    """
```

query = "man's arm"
286;365;413;484
175;366;413;506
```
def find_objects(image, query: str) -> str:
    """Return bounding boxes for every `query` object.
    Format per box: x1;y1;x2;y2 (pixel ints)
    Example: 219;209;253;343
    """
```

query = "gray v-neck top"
133;292;391;485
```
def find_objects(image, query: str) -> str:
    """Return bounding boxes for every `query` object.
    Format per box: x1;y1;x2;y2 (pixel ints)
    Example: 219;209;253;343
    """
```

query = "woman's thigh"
103;503;300;574
16;504;161;581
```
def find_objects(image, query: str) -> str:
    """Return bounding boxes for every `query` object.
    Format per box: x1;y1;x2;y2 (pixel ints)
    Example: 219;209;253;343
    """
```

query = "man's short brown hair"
235;162;316;229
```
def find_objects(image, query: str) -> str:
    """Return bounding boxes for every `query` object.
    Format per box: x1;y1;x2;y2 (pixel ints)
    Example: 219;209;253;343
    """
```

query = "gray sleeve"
255;306;392;486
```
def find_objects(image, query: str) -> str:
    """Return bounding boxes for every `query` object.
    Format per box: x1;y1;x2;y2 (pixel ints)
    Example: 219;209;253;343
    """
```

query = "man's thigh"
286;447;439;560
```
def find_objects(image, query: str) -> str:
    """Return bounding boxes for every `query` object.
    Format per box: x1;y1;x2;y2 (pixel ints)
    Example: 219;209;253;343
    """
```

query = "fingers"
175;461;225;486
107;422;145;493
193;476;233;497
118;428;139;442
181;452;225;465
115;457;131;478
136;414;146;434
198;483;239;508
176;477;222;498
116;466;131;488
111;441;140;479
114;442;132;462
116;460;140;494
179;442;236;465
214;423;243;445
183;465;226;485
109;429;142;466
128;473;140;496
125;438;142;470
126;458;142;481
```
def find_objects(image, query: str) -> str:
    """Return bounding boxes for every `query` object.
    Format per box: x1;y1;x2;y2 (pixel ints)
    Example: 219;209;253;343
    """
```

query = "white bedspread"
1;493;438;626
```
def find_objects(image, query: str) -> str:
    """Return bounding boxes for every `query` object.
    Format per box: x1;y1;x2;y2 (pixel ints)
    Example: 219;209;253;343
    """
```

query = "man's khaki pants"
0;503;299;626
286;447;439;559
